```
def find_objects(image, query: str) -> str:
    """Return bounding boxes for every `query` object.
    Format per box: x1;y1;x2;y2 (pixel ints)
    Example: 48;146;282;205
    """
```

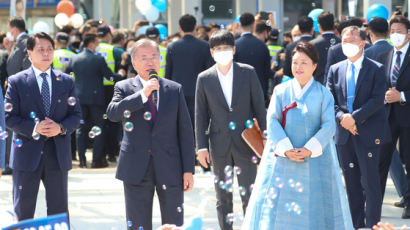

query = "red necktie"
281;102;297;129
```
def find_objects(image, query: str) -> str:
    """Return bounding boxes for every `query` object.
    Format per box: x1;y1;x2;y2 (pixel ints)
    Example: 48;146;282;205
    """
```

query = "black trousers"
380;111;410;207
12;140;68;221
336;135;382;228
76;104;105;163
211;143;257;230
123;156;183;230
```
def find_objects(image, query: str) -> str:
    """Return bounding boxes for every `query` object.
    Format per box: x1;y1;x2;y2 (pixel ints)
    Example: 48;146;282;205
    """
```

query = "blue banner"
2;213;69;230
0;0;59;8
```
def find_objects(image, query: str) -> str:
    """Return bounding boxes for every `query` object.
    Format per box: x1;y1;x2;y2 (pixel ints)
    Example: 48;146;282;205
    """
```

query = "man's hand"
156;224;181;230
373;222;407;230
385;87;401;103
285;149;304;162
197;150;210;168
142;78;160;98
35;117;62;137
183;172;194;192
340;114;356;130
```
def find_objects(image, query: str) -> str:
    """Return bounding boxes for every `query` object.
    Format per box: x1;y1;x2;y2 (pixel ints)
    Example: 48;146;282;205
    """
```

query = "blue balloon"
308;8;324;32
138;25;150;35
155;24;168;41
235;15;241;23
366;4;389;22
151;0;167;12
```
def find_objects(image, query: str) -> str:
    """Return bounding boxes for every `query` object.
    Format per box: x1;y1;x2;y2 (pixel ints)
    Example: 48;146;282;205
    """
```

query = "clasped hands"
385;87;401;104
35;117;62;137
340;113;358;135
285;148;312;162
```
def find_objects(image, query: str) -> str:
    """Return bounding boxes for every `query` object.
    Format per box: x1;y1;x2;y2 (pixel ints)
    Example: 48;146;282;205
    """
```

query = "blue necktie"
391;51;402;87
347;64;355;113
40;72;51;116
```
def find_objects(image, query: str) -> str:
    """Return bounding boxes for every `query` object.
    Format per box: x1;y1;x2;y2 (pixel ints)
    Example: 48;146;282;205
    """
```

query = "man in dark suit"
165;14;214;127
107;39;195;230
6;17;30;76
5;32;81;221
377;16;410;219
311;11;341;84
364;17;392;60
234;12;271;98
327;26;390;228
196;30;266;230
283;16;314;78
65;34;123;168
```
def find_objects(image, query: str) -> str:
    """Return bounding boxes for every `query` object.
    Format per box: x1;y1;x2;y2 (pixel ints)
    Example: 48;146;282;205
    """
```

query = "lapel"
26;68;47;117
210;65;230;110
131;76;143;91
385;49;394;87
354;58;369;95
339;60;348;100
48;69;63;117
231;63;243;108
398;44;410;79
153;78;169;131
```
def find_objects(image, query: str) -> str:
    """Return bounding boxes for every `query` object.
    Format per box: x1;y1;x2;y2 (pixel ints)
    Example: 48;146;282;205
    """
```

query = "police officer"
145;27;167;78
266;28;282;98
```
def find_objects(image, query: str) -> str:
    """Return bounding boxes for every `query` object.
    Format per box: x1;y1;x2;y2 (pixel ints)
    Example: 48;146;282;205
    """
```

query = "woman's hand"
285;150;304;162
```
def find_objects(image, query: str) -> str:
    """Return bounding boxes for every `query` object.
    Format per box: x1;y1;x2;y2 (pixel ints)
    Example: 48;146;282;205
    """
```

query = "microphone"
149;70;159;106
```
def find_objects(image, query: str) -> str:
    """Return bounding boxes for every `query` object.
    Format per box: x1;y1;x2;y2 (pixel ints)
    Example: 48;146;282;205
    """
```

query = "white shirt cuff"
275;138;293;157
32;122;39;139
139;90;148;103
304;137;323;158
197;148;208;153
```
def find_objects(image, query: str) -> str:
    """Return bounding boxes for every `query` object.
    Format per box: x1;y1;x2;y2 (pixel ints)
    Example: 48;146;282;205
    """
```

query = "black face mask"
71;42;81;50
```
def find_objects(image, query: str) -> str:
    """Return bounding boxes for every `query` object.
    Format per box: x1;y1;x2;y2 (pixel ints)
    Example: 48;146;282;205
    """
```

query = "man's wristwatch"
59;124;67;135
400;91;407;106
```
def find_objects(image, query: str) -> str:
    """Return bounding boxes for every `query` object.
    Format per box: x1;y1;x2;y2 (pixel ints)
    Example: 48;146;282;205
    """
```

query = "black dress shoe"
2;166;12;175
394;198;405;208
91;161;109;169
107;156;116;163
402;206;410;219
79;160;87;168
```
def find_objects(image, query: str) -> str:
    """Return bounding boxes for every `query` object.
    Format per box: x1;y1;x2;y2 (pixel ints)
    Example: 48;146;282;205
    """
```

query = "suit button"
368;152;373;158
148;149;152;153
229;108;233;112
375;139;380;145
41;151;44;154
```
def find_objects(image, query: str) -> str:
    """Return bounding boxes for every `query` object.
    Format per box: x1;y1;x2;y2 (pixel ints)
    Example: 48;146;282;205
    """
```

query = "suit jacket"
377;45;410;127
364;40;393;60
165;35;214;97
0;88;5;169
5;68;82;172
0;49;8;92
311;33;341;84
283;36;313;78
65;49;122;105
106;77;195;186
326;57;391;146
234;33;272;96
6;33;31;76
195;62;267;156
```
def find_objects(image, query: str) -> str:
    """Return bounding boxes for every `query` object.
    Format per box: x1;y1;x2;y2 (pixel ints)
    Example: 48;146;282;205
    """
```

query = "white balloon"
54;13;70;29
144;6;159;22
33;21;50;34
135;0;152;14
70;13;84;28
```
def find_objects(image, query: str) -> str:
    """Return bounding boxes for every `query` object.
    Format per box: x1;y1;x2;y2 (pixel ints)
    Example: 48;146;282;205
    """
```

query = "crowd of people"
0;7;409;230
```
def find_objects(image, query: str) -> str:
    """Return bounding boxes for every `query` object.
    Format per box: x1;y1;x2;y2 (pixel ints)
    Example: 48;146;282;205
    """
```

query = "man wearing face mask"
6;16;30;77
377;15;410;219
327;26;390;228
195;30;266;230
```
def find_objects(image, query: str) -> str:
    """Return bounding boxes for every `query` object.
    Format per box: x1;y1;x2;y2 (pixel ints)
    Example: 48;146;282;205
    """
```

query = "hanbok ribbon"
281;102;297;128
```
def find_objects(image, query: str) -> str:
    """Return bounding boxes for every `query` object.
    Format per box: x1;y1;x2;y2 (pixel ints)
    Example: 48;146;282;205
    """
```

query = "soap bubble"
144;112;152;121
229;121;236;130
67;97;76;106
245;119;254;128
209;5;215;12
124;121;134;132
4;103;13;112
14;139;23;148
123;110;131;118
30;111;36;119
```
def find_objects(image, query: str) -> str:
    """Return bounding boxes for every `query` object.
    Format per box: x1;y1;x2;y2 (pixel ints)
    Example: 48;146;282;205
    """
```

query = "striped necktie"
391;51;402;87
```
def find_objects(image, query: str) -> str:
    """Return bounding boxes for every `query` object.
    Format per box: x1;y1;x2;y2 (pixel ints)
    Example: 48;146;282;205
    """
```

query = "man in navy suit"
234;12;271;98
107;39;195;230
377;16;410;219
5;32;81;221
327;26;390;228
364;17;392;60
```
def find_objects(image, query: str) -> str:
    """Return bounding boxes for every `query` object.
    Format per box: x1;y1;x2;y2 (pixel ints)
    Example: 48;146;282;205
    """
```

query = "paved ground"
0;154;409;230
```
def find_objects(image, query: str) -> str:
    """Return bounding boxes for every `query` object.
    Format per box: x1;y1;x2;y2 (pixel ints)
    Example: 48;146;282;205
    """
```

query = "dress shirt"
390;41;409;84
373;39;387;45
321;32;334;35
216;64;234;108
31;65;52;137
347;54;364;85
16;32;27;41
241;32;252;36
138;75;159;109
276;77;323;158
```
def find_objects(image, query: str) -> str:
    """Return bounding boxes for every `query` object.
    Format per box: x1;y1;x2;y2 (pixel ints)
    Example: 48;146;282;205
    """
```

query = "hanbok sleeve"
267;87;294;157
304;87;336;158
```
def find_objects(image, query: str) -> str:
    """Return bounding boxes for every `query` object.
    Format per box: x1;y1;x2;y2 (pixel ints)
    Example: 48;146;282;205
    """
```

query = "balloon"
144;5;159;22
138;25;150;35
135;0;152;14
56;0;75;17
33;21;50;34
155;24;168;40
308;8;324;32
366;4;389;22
70;13;84;29
235;15;241;23
55;13;70;29
152;0;167;12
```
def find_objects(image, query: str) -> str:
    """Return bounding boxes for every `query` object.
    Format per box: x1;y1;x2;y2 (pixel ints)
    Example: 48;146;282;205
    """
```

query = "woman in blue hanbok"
242;42;353;230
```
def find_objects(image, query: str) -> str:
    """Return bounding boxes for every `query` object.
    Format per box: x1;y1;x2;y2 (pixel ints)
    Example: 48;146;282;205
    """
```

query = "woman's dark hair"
291;41;319;67
27;32;55;51
209;30;234;49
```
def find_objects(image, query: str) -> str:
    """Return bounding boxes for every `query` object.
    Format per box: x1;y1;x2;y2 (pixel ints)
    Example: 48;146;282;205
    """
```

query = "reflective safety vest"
267;44;282;65
96;42;115;85
53;48;75;73
159;45;167;78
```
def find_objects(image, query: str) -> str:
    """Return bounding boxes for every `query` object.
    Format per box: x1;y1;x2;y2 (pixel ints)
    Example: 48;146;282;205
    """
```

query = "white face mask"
70;35;76;43
293;36;301;42
127;48;132;54
6;32;14;42
342;42;360;58
213;50;233;66
390;33;407;48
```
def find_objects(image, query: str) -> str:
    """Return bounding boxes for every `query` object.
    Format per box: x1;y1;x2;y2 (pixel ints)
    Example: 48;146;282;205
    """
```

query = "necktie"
148;94;157;123
347;64;355;113
40;73;50;116
281;101;297;128
391;51;402;87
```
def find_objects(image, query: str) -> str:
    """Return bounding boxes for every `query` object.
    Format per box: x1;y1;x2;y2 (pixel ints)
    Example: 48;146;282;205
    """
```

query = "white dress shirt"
138;75;159;109
275;77;323;158
31;65;52;137
373;39;387;45
390;41;409;84
216;64;234;108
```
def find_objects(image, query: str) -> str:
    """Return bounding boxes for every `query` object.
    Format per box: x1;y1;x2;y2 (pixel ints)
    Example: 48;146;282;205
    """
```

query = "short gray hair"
341;26;366;40
130;38;160;61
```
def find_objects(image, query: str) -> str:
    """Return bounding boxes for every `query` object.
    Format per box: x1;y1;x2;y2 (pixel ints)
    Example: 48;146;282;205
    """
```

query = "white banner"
348;0;358;17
